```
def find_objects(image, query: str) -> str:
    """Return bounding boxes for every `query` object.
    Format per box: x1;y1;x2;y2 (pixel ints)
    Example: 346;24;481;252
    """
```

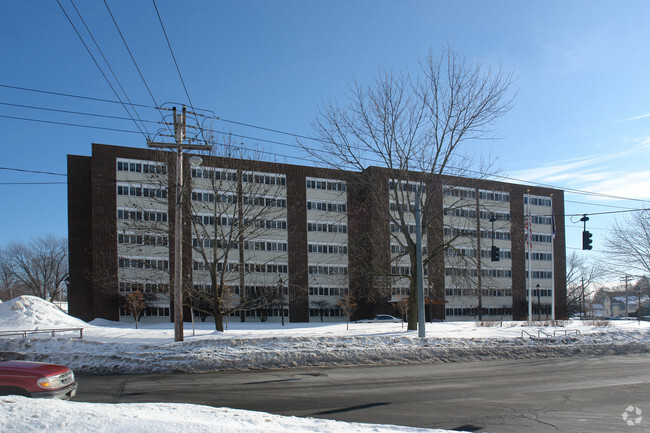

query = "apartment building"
67;143;567;324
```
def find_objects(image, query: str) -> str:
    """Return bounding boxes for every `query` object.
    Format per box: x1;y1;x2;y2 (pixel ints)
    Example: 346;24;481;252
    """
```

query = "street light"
536;283;541;321
278;276;285;326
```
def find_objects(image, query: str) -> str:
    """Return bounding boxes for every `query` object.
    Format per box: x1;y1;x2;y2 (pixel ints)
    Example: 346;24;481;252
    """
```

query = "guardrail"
0;328;83;339
521;329;580;339
553;329;580;337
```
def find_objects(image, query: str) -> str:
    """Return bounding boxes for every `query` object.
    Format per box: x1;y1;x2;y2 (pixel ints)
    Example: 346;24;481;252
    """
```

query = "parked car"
355;314;402;323
0;360;77;399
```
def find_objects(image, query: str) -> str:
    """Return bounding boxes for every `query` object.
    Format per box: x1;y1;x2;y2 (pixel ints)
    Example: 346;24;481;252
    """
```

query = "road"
76;354;650;432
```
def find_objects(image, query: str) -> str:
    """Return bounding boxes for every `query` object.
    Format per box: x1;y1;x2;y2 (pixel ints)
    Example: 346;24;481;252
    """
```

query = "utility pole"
624;274;629;317
148;106;212;342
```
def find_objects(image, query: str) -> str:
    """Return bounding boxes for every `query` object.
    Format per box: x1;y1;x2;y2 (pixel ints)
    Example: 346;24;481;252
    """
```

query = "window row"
526;251;553;261
118;233;168;247
446;288;513;297
307;222;348;233
308;243;348;255
478;190;510;202
191;168;287;186
118;257;169;270
392;265;428;276
309;287;350;296
117;160;167;175
525;196;552;207
117;209;168;223
243;195;286;208
192;285;288;297
307;200;347;213
309;308;342;317
308;265;348;275
119;281;169;293
527;270;553;279
306;179;346;192
445;248;512;260
192;261;288;274
117;185;168;199
445;268;513;278
443;227;511;240
192;238;288;252
530;288;553;297
443;207;510;221
446;307;513;317
120;306;170;317
531;215;553;225
442;187;510;203
389;181;425;193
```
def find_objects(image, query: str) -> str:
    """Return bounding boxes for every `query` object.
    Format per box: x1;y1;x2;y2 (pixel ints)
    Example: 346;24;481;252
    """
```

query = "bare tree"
0;247;17;301
565;251;604;317
121;290;146;329
337;295;358;329
188;134;290;331
308;46;516;329
606;210;650;275
5;236;68;301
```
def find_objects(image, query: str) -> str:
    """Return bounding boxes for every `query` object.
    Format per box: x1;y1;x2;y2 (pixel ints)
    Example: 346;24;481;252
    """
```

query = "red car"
0;360;77;399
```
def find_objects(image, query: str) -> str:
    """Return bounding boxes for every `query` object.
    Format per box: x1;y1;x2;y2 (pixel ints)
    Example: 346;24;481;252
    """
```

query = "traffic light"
490;245;500;261
582;231;593;250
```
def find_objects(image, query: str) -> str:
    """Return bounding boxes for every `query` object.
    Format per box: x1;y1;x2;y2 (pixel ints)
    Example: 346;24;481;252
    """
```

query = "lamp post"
536;283;541;322
278;276;285;326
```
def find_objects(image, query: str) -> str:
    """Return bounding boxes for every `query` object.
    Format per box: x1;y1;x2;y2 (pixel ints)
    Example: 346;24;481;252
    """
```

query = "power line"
55;0;149;140
152;0;199;134
0;167;66;177
102;0;170;136
3;83;650;204
0;182;67;185
69;0;150;137
0;84;153;109
0;101;162;125
0;114;145;135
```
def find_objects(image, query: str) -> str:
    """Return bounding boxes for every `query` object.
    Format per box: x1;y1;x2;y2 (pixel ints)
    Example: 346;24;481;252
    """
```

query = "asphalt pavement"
76;354;650;433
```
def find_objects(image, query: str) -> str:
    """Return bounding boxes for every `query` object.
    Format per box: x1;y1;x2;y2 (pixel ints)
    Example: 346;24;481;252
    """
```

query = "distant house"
603;295;649;318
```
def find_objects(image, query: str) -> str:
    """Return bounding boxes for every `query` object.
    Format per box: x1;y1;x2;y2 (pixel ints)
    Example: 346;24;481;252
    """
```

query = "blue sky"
1;0;650;261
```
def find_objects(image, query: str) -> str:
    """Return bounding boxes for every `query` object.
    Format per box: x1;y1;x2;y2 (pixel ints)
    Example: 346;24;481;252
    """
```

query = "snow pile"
0;296;648;375
0;296;86;330
0;396;455;433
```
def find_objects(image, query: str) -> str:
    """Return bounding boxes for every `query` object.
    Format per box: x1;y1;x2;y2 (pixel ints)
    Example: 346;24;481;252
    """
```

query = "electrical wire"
102;0;170;136
151;0;200;138
69;0;150;137
0;114;145;135
55;0;150;140
0;101;162;125
2;83;650;205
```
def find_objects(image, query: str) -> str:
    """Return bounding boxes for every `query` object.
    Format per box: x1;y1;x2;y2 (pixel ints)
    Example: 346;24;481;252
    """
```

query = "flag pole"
550;194;556;321
527;190;533;324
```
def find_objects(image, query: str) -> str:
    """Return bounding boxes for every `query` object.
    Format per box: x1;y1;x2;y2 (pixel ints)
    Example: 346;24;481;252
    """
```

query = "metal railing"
0;328;83;339
521;328;581;339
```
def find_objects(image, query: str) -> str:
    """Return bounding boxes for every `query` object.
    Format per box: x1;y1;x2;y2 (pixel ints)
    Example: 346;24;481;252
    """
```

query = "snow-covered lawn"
1;296;648;432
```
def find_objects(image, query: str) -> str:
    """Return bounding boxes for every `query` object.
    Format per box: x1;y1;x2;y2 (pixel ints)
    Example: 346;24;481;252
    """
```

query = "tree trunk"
407;278;418;330
214;313;224;332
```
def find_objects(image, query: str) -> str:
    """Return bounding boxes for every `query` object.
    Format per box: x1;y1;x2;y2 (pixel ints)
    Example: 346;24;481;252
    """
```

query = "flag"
524;211;533;250
551;214;556;240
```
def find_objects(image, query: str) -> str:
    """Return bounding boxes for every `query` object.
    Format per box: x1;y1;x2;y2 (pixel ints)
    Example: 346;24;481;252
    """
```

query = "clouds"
509;139;650;201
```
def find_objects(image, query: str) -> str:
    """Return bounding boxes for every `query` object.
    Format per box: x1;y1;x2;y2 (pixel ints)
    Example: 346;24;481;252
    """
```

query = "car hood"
0;361;70;377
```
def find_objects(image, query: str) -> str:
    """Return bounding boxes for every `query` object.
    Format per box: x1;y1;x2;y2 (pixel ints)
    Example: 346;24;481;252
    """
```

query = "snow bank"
0;296;648;375
0;396;455;433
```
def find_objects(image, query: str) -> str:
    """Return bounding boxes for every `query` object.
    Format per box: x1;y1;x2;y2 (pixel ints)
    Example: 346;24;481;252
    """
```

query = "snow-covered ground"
1;296;649;432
